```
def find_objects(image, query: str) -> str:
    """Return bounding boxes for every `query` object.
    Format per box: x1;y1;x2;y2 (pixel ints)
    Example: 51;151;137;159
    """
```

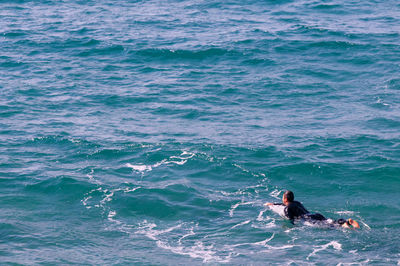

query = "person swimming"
264;190;360;229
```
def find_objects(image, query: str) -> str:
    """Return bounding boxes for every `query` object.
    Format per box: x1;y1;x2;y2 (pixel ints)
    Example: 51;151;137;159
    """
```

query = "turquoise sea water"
1;0;400;264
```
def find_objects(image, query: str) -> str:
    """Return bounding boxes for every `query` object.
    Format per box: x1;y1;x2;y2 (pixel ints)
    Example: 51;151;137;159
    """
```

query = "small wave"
366;117;400;130
387;78;400;90
77;44;125;57
294;24;348;37
308;40;364;49
0;60;26;68
25;176;94;196
312;4;342;10
242;58;275;66
53;38;101;49
133;47;241;61
26;135;96;149
87;94;157;107
1;30;28;38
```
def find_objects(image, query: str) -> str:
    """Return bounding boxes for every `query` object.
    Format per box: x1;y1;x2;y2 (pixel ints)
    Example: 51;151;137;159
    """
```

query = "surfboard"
268;204;286;218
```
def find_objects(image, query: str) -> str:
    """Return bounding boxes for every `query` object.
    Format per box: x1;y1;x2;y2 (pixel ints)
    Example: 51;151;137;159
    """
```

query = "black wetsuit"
272;201;327;224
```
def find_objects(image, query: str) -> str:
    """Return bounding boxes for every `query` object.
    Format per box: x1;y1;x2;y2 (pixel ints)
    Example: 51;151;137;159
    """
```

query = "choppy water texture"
1;0;400;264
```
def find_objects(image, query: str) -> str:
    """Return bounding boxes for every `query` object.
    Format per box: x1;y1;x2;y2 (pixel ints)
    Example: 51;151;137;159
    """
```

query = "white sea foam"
376;97;390;106
105;211;134;235
337;259;371;265
233;163;249;173
178;227;196;244
230;220;251;229
335;210;356;215
126;151;195;174
126;163;152;172
156;240;232;263
232;164;265;178
123;187;141;193
257;209;267;221
216;182;267;199
81;195;92;208
81;187;103;209
137;221;182;240
307;241;342;260
262;244;298;250
262;220;277;229
100;186;141;206
217;189;247;197
107;210;118;223
217;190;233;196
170;151;195;165
136;221;231;263
229;201;254;217
226;233;294;252
85;168;103;185
100;189;114;205
269;189;282;199
359;220;371;230
254;233;275;246
68;138;81;144
81;186;140;211
86;169;94;181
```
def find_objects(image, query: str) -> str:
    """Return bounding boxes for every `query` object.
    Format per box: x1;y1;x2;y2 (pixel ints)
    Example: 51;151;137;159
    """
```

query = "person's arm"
284;205;295;224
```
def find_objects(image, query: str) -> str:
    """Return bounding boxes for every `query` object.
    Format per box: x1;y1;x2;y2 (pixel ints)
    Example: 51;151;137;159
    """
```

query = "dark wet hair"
284;190;294;202
337;218;346;225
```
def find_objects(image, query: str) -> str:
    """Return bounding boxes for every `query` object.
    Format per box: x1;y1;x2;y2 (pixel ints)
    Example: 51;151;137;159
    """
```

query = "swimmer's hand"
264;202;274;206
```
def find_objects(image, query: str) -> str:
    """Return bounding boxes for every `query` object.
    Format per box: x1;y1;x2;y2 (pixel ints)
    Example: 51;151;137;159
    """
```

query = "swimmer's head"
282;190;294;205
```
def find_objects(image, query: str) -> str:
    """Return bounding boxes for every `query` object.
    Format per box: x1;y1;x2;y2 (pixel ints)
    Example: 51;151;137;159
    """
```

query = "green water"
1;0;400;264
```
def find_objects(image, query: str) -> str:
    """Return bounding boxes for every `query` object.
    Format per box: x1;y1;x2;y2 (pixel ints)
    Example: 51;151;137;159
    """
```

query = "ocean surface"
1;0;400;264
